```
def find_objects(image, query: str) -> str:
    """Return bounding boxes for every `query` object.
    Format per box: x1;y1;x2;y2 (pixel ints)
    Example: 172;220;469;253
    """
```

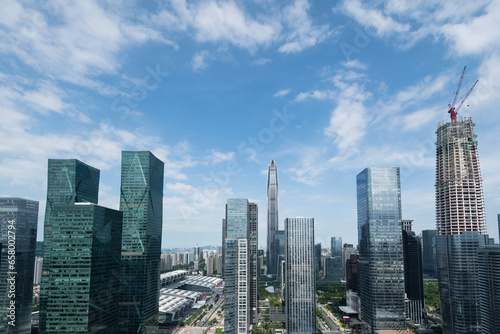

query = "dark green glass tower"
119;151;164;334
40;159;122;333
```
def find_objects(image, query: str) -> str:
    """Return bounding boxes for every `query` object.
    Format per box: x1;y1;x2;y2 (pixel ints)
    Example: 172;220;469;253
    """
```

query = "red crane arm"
455;79;478;114
451;66;466;108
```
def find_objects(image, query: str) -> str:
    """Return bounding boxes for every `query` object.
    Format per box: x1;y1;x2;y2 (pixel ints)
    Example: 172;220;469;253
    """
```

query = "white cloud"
342;59;368;70
402;107;441;131
207;150;235;164
192;51;209;71
0;1;173;92
324;98;368;154
342;0;410;37
340;0;500;55
295;90;333;102
152;0;277;52
440;1;500;56
278;0;331;53
273;89;291;97
254;58;271;65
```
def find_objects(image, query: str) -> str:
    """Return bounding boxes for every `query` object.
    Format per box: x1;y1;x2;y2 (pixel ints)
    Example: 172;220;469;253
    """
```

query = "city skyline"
1;1;500;249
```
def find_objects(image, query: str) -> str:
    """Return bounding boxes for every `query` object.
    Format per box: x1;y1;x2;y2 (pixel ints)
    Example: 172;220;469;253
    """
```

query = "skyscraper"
0;198;38;333
477;245;500;334
422;230;437;277
315;243;322;279
275;230;285;283
119;151;164;334
40;159;100;333
497;214;500;243
248;202;258;323
342;243;356;279
435;118;487;334
223;199;258;334
284;217;315;334
46;204;123;333
267;160;279;275
357;167;406;332
402;221;425;325
331;236;342;256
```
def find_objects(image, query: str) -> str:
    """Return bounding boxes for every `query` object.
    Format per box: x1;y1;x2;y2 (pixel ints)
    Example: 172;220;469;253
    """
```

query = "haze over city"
1;0;499;249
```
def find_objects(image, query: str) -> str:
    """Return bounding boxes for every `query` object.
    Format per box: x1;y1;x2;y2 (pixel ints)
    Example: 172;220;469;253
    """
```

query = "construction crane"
448;66;478;121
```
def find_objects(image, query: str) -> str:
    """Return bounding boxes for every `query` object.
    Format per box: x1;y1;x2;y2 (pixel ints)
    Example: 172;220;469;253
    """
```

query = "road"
319;306;342;334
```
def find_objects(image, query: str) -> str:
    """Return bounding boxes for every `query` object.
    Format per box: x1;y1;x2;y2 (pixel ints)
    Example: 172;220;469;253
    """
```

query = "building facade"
342;244;356;279
275;230;285;283
0;198;38;333
422;230;437;277
119;151;164;334
357;167;406;332
267;160;279;275
477;245;500;334
223;199;258;334
331;237;342;256
402;222;426;325
284;217;316;334
39;160;123;333
40;159;100;333
45;204;122;333
435;118;487;334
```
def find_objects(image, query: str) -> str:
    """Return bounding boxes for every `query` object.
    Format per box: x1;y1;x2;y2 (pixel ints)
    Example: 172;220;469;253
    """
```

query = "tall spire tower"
435;117;488;334
267;160;279;275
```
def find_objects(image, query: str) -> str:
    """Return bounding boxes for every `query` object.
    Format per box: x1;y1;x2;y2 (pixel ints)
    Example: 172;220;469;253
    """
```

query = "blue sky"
1;0;499;249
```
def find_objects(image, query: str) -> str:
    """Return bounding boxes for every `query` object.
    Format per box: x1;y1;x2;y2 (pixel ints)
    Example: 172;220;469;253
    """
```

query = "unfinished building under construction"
435;117;488;334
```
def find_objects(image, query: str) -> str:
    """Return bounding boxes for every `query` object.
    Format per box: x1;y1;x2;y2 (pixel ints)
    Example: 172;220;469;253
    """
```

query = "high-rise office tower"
331;237;342;256
422;230;437;277
327;236;343;284
284;217;315;334
497;214;500;243
34;257;43;285
46;204;122;333
357;167;406;332
345;254;360;316
40;159;100;333
477;245;500;334
324;256;343;284
267;160;279;275
342;243;356;279
315;243;322;279
194;244;200;261
223;199;258;334
346;254;359;293
0;198;38;333
119;151;164;334
248;202;258;323
275;230;285;283
435;118;487;334
402;221;425;325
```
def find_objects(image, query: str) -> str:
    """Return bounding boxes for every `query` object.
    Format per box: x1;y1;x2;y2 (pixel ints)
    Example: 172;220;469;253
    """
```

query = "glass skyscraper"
356;167;405;332
40;159;123;333
40;159;100;333
284;217;315;334
0;198;38;333
435;118;487;334
422;230;437;277
477;245;500;334
223;199;258;334
43;204;122;333
402;222;425;325
331;237;342;257
266;160;279;275
119;151;164;334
